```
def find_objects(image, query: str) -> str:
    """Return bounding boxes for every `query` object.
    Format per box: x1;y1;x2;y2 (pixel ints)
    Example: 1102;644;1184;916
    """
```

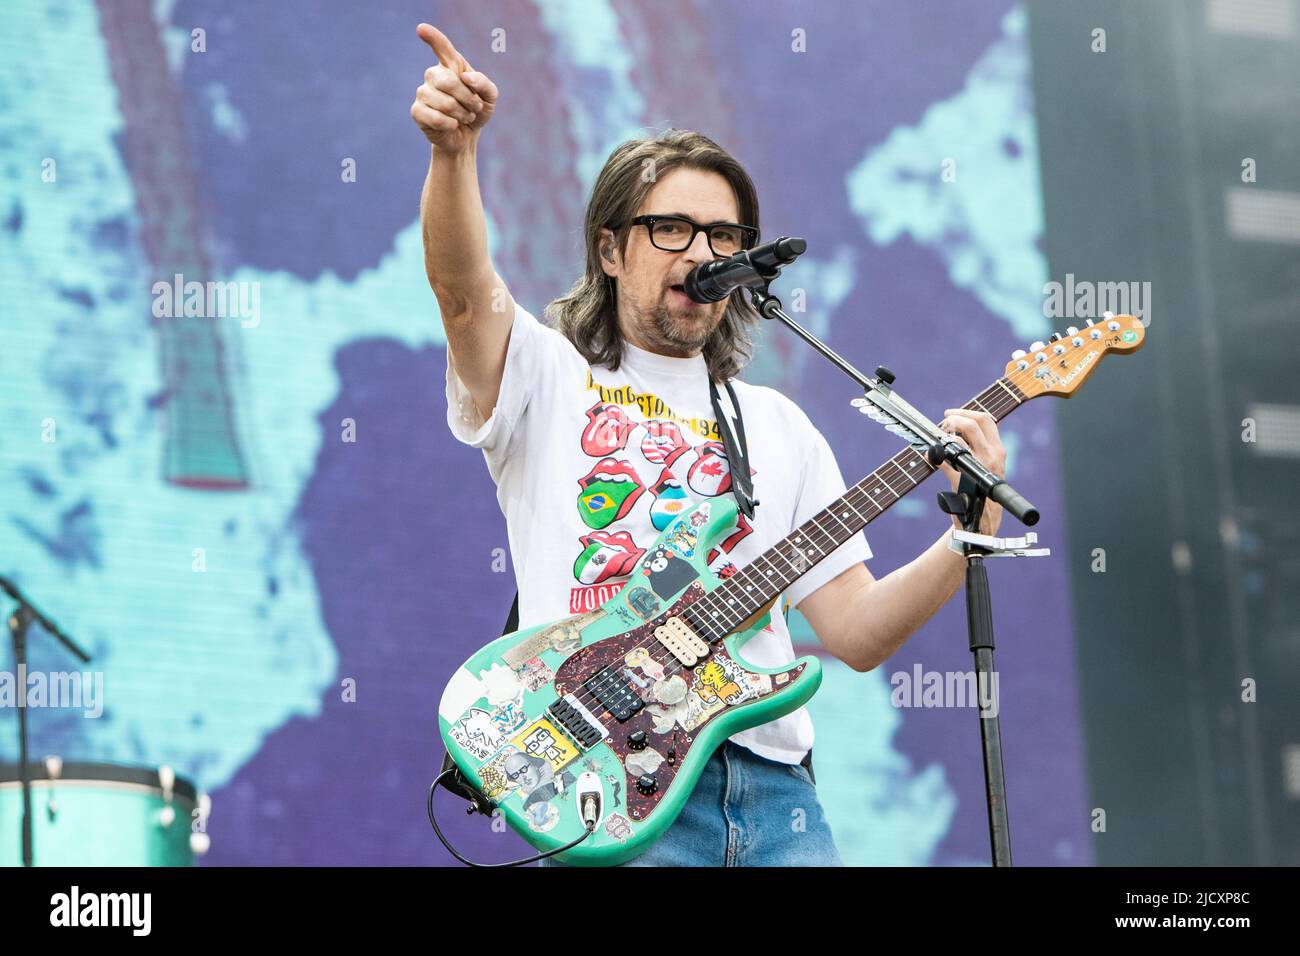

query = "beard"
643;292;724;354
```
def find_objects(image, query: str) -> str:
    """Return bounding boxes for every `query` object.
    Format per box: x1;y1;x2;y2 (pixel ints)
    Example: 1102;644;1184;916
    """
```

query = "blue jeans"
538;740;842;867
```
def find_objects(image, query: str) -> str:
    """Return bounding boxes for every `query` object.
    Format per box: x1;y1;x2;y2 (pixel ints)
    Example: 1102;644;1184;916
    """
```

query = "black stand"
1;577;91;867
939;477;1011;865
937;482;1050;867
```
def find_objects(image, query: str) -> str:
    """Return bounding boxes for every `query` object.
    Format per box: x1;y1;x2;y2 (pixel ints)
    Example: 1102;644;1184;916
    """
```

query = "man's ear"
598;228;619;277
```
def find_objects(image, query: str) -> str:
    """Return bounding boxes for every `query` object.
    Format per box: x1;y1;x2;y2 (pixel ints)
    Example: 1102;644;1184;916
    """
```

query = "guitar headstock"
1006;313;1145;399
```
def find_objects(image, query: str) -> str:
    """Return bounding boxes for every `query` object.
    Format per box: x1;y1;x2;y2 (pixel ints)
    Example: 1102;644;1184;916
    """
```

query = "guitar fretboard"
681;376;1027;641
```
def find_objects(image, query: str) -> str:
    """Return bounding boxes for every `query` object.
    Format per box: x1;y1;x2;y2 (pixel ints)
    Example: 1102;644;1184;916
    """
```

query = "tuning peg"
1012;349;1026;359
1066;326;1079;335
1049;332;1063;342
1029;341;1045;352
1084;318;1095;327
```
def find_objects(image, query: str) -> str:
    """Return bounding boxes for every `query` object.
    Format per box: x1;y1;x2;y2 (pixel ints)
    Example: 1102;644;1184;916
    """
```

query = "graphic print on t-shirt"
685;440;735;497
568;378;755;615
576;458;646;529
573;529;645;586
640;420;688;465
580;403;636;457
648;464;691;530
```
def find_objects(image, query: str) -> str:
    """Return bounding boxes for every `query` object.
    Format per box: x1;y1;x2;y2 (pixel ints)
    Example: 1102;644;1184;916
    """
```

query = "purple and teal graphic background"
0;0;1088;865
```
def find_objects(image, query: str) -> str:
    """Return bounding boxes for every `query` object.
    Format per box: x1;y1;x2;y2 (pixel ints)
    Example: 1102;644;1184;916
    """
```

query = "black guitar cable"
427;765;597;867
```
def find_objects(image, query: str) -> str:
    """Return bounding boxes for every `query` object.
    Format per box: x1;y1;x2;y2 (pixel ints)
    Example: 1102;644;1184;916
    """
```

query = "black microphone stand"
744;265;1040;867
1;577;92;867
934;477;1049;866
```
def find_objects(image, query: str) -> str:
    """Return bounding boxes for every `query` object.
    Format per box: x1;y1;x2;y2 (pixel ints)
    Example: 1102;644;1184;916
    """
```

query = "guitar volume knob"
627;730;647;751
636;774;657;795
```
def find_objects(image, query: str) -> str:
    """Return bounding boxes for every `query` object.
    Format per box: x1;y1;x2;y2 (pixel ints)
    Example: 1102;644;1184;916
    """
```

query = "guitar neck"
683;376;1028;639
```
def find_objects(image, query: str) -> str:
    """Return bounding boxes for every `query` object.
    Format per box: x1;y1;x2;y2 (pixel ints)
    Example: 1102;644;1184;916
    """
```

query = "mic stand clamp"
948;529;1051;560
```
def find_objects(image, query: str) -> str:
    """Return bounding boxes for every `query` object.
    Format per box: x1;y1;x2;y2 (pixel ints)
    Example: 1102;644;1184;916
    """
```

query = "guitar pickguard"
551;583;806;823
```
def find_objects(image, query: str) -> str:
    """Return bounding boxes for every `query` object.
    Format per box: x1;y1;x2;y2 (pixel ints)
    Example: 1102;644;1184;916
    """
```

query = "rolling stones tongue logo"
640;420;688;465
573;530;645;585
687;440;755;498
581;403;635;457
577;458;645;530
648;467;692;531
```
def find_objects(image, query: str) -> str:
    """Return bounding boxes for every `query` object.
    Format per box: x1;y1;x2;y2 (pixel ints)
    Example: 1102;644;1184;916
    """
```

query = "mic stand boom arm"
747;282;1038;526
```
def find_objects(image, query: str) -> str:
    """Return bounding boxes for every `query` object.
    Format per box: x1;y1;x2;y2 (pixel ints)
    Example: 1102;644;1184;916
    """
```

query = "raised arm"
412;23;515;421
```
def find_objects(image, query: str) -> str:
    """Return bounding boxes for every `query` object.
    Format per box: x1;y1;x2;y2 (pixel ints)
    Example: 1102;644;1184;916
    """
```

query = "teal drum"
0;760;207;866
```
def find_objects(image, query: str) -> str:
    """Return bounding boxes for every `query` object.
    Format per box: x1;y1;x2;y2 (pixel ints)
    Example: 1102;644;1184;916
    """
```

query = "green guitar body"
437;495;822;866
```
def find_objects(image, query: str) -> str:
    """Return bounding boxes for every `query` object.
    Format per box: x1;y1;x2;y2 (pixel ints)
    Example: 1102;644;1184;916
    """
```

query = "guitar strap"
708;377;758;520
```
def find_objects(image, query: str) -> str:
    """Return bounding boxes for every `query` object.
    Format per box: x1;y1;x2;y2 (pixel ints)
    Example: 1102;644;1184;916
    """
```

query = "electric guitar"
436;315;1145;865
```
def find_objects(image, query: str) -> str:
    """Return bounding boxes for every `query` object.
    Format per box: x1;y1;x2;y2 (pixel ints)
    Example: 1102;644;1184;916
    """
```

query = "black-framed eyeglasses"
625;215;758;258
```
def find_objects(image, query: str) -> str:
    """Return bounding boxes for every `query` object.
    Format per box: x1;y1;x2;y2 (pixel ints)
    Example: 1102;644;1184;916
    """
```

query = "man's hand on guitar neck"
937;407;1007;537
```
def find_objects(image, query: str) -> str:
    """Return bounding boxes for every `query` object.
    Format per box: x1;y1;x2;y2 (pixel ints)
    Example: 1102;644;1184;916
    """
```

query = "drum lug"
44;755;62;820
158;765;176;828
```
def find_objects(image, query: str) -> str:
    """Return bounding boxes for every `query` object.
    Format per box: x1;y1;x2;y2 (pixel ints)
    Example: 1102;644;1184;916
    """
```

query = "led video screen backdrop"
0;0;1087;865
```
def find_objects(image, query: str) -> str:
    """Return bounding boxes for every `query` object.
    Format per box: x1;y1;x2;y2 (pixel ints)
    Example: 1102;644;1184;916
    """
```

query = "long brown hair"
544;128;762;384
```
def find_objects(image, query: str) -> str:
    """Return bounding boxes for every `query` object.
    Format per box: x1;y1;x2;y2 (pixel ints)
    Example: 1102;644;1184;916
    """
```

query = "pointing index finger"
416;22;469;71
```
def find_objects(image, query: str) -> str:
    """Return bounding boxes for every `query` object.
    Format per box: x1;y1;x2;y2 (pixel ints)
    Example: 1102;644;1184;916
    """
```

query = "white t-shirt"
444;301;871;764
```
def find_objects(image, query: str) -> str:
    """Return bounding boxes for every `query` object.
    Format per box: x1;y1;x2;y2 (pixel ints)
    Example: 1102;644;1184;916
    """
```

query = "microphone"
683;236;807;303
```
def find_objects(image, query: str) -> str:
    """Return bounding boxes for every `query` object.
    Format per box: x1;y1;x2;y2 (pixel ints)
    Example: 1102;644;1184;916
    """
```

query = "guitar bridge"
547;694;608;749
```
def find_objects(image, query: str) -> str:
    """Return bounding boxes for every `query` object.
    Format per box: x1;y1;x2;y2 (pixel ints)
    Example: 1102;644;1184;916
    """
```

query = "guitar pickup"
654;615;710;666
582;668;646;723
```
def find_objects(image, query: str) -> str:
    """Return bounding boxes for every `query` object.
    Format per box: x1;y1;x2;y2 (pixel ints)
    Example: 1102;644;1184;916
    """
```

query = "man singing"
414;23;1006;867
